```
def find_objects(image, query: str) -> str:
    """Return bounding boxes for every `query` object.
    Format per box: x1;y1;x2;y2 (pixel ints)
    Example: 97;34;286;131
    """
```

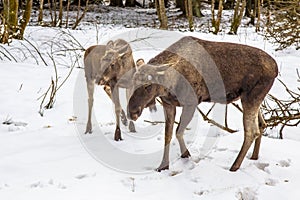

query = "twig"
144;119;191;130
197;107;238;133
231;102;243;112
0;45;18;62
24;38;48;66
156;98;238;133
261;76;300;138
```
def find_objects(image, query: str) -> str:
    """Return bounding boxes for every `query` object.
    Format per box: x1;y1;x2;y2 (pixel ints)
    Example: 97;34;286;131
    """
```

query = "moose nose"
128;107;142;121
95;77;103;85
131;114;139;121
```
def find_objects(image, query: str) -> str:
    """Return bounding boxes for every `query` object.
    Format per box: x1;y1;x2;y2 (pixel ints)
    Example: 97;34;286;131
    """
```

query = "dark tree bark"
19;0;32;39
229;0;246;34
185;0;194;31
58;0;63;27
177;0;203;17
125;0;135;7
245;0;252;17
224;0;235;9
110;0;124;7
125;0;143;7
192;0;203;17
38;0;44;24
156;0;168;29
176;0;185;13
211;0;224;34
8;0;19;29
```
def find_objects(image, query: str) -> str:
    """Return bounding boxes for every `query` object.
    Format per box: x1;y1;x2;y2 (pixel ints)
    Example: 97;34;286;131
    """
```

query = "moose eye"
144;84;152;92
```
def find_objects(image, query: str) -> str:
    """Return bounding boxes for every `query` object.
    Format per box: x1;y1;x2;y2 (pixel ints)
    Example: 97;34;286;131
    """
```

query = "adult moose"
84;39;141;141
127;36;278;172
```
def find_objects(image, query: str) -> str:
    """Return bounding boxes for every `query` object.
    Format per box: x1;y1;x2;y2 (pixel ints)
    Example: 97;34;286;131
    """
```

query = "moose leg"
110;81;122;141
251;109;266;160
176;105;196;158
120;110;128;126
125;88;136;132
231;79;274;171
85;80;94;134
157;102;176;172
230;103;260;171
104;85;129;127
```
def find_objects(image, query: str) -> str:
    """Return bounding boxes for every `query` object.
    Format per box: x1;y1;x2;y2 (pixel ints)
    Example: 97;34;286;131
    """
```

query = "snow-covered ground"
0;24;299;200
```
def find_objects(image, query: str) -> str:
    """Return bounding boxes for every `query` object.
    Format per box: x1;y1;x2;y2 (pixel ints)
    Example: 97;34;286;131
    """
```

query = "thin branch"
197;107;238;133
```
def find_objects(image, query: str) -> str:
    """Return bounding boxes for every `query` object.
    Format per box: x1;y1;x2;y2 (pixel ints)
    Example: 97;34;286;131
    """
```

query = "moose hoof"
84;129;92;134
149;105;157;112
114;128;122;141
250;155;259;160
181;150;191;158
129;121;136;133
156;164;169;172
229;165;239;172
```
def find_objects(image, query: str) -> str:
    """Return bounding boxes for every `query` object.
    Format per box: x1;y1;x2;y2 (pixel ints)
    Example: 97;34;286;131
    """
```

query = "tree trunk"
176;0;186;14
125;0;135;7
110;0;124;7
8;0;18;29
211;0;223;34
229;0;246;34
19;0;32;39
53;0;57;26
255;0;261;32
1;0;10;44
48;0;53;25
224;0;235;9
38;0;44;24
125;0;143;7
3;0;9;22
250;0;257;25
192;0;203;17
185;0;194;31
177;0;203;17
245;0;252;17
211;0;215;27
72;0;89;29
65;0;70;28
157;0;168;29
215;0;223;34
58;0;63;27
155;0;161;22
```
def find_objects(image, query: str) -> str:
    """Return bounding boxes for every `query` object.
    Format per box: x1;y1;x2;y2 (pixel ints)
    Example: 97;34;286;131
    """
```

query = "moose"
127;36;278;172
84;39;156;141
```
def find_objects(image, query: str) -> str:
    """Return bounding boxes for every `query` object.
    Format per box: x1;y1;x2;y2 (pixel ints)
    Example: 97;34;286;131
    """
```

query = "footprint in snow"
0;183;9;190
254;162;270;173
121;177;135;192
236;187;258;200
217;148;228;152
277;159;291;167
30;180;67;189
30;181;44;188
265;178;278;186
194;189;209;196
75;173;96;180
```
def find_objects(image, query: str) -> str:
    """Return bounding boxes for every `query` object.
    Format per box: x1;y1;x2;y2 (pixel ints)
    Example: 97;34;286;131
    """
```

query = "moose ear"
106;40;114;50
155;64;169;75
136;58;145;68
118;44;131;57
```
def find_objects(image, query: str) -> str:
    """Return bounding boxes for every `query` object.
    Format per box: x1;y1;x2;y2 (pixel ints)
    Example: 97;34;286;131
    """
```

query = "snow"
0;23;299;200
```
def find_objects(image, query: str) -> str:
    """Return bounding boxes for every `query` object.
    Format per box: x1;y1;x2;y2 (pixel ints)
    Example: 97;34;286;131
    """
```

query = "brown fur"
128;36;278;171
84;40;137;141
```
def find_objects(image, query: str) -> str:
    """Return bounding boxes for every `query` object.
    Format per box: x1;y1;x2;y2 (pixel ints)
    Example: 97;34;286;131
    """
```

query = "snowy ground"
0;23;299;200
